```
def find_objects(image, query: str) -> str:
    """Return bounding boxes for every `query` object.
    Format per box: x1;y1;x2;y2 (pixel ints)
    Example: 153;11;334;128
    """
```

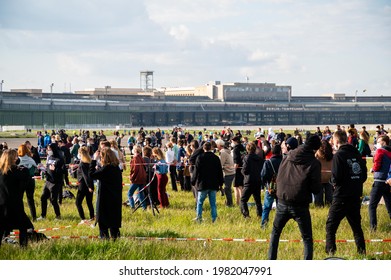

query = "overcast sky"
0;0;390;96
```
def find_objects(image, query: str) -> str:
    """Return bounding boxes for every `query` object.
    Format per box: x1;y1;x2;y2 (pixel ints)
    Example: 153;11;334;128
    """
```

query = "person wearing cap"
267;135;321;260
325;130;367;256
281;137;298;155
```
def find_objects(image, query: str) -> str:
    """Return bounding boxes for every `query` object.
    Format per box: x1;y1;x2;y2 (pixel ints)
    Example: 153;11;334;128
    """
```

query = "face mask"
375;143;382;149
77;154;81;160
15;158;20;165
47;151;53;156
333;145;338;151
231;143;236;148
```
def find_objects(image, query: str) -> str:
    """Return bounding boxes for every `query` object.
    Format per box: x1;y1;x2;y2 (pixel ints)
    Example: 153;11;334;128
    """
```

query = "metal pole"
355;89;357;103
0;80;3;104
50;83;54;104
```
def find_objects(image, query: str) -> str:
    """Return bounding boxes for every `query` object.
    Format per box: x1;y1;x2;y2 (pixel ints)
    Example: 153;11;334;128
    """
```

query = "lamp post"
0;80;4;105
50;83;54;104
105;85;110;108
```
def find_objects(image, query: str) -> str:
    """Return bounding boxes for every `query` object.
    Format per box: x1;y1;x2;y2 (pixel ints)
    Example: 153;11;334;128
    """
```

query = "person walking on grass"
76;146;95;224
90;148;122;240
240;142;264;219
325;130;367;256
191;142;224;222
268;135;321;260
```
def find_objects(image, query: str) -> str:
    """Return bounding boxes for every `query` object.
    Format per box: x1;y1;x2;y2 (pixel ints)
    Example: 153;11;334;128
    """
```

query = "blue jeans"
261;190;275;226
268;203;313;260
196;190;217;222
368;181;391;230
128;184;146;210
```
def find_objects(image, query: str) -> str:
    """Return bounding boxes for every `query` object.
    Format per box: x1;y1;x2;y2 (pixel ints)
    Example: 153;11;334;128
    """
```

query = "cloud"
169;25;190;41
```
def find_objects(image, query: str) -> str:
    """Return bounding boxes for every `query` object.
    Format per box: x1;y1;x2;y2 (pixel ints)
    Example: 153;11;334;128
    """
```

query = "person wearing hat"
281;137;298;155
325;130;367;256
267;135;321;260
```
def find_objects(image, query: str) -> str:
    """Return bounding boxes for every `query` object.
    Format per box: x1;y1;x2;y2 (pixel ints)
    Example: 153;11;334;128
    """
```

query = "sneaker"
54;216;61;220
192;217;202;223
36;216;45;221
78;220;86;225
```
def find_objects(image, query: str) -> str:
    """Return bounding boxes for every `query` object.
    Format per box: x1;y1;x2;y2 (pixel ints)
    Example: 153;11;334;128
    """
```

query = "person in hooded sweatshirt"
368;135;391;231
37;143;64;220
267;135;321;260
325;130;367;256
240;142;264;218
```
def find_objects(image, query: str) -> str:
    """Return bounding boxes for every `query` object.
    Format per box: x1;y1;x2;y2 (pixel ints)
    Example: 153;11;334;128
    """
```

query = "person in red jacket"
128;145;147;210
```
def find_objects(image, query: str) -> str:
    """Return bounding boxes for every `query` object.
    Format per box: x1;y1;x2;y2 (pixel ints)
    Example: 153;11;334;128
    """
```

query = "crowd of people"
0;124;390;260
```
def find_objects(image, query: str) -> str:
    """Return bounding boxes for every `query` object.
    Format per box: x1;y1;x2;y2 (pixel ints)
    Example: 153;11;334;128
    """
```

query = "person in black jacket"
232;136;246;205
25;141;41;165
191;142;224;222
260;144;283;228
240;142;264;218
268;135;321;260
325;130;367;256
37;143;64;220
76;146;94;224
0;149;34;247
90;148;122;239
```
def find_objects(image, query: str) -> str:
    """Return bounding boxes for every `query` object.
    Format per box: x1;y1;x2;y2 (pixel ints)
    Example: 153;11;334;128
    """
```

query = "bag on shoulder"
267;160;277;198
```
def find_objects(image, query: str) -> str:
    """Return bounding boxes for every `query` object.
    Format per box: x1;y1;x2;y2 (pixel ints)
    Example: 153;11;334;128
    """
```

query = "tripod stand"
132;172;160;216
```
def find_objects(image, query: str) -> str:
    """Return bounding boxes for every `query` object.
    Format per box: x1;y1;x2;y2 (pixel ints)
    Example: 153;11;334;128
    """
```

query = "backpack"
268;160;277;198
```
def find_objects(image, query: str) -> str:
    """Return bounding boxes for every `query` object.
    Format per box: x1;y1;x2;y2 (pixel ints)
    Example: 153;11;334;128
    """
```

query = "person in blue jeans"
260;145;283;228
368;135;391;231
128;146;147;210
268;135;321;260
191;142;224;222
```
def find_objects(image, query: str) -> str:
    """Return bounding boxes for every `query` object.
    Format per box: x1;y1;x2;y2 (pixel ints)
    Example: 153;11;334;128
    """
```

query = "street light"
0;80;4;104
50;83;54;104
105;85;110;108
354;89;366;103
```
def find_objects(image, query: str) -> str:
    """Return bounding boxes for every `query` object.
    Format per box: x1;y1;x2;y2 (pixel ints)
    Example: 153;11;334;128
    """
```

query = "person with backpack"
260;144;283;228
240;142;264;219
268;135;321;260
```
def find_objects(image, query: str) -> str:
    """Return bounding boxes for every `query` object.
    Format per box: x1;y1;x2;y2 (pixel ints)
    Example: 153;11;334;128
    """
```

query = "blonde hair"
18;144;32;157
100;147;119;167
152;147;164;160
109;139;119;150
0;149;18;175
78;146;92;164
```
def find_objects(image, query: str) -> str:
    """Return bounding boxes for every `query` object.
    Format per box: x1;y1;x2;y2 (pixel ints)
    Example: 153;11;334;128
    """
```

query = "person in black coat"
76;146;94;224
90;147;122;239
191;142;224;222
232;136;246;205
240;142;264;218
38;143;64;220
0;149;34;247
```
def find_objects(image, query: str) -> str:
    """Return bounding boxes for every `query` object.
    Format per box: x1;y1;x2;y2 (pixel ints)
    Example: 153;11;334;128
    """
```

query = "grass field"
0;130;390;260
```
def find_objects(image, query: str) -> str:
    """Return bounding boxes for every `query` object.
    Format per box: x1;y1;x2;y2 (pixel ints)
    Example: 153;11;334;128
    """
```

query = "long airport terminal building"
1;81;390;128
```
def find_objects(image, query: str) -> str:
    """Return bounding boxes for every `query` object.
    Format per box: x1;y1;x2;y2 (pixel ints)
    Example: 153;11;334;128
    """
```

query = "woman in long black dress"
0;149;34;247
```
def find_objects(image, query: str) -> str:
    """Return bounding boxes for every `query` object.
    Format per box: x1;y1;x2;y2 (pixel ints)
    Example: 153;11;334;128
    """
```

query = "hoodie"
276;145;321;206
331;144;367;199
372;145;391;182
241;153;264;188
